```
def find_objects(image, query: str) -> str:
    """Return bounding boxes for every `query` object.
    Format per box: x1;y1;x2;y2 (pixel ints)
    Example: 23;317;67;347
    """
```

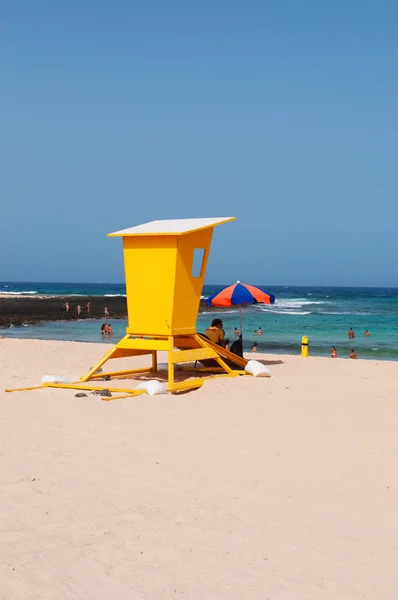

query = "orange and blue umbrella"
205;281;275;334
205;281;275;308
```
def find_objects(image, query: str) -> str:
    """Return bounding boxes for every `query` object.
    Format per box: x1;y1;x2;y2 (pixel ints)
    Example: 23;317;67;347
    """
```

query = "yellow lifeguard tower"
80;217;247;392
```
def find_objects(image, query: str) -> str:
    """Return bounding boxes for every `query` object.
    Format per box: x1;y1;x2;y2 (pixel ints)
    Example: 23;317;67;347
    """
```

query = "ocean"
1;281;398;360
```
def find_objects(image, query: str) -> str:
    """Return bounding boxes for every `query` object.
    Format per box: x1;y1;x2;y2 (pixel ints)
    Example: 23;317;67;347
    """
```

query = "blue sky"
1;1;397;286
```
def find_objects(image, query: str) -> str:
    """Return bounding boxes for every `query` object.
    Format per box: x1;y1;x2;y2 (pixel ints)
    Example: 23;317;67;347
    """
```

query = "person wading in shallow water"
350;349;358;359
331;346;337;358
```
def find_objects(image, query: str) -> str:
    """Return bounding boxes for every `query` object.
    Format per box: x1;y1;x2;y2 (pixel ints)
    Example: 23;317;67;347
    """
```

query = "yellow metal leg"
6;382;145;398
80;335;131;381
193;334;235;376
167;336;175;391
151;351;158;373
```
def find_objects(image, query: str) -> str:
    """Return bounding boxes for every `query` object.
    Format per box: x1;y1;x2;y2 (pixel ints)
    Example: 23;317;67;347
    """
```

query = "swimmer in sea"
348;327;355;339
364;329;370;336
349;349;357;359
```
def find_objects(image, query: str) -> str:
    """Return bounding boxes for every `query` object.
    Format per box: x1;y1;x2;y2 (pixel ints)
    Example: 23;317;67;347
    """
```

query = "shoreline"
0;335;395;363
2;296;397;363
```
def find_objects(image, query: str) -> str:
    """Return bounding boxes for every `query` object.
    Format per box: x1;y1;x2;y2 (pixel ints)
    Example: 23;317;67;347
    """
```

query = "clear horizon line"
1;279;398;290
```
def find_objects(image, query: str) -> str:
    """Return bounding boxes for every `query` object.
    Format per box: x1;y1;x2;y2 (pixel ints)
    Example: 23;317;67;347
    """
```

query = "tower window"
192;248;205;278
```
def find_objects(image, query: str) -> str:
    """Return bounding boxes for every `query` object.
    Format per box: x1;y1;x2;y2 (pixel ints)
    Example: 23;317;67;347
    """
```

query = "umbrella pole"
240;304;242;335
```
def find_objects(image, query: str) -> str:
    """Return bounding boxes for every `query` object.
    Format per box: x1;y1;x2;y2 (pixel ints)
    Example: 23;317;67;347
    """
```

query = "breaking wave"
0;290;38;295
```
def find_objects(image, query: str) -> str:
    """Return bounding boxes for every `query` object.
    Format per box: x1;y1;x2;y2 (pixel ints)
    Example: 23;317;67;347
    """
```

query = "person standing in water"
350;349;358;359
348;327;355;338
76;305;81;317
331;346;337;358
364;329;370;336
63;302;70;313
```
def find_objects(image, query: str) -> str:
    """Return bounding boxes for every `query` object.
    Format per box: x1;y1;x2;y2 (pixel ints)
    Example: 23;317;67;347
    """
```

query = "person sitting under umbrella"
204;318;226;347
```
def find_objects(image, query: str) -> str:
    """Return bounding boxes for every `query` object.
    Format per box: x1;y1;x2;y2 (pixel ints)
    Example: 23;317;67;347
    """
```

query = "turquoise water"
1;282;398;360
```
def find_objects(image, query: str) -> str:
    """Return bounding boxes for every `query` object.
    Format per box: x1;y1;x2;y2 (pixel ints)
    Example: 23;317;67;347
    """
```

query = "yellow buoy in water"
301;335;309;357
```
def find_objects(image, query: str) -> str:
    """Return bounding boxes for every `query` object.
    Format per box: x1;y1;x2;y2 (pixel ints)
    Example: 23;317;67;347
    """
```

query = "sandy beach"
1;338;398;599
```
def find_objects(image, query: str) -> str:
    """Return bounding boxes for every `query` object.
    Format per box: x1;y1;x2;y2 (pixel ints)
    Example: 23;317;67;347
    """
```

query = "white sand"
1;338;398;599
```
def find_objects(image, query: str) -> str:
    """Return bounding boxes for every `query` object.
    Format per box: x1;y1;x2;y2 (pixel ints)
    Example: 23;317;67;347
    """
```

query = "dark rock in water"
0;295;128;328
0;295;223;329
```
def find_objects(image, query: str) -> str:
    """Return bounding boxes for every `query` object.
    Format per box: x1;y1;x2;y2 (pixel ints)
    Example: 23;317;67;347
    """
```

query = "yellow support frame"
74;331;247;394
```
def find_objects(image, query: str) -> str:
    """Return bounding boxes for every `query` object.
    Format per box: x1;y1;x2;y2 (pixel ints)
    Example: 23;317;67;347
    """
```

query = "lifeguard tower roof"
108;217;235;237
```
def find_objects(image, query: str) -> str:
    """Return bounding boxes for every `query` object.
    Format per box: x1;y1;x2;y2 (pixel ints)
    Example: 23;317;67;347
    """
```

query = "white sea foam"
322;311;370;316
0;290;38;295
268;309;311;316
281;299;325;306
278;299;325;307
258;299;325;312
104;294;127;297
199;309;240;315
